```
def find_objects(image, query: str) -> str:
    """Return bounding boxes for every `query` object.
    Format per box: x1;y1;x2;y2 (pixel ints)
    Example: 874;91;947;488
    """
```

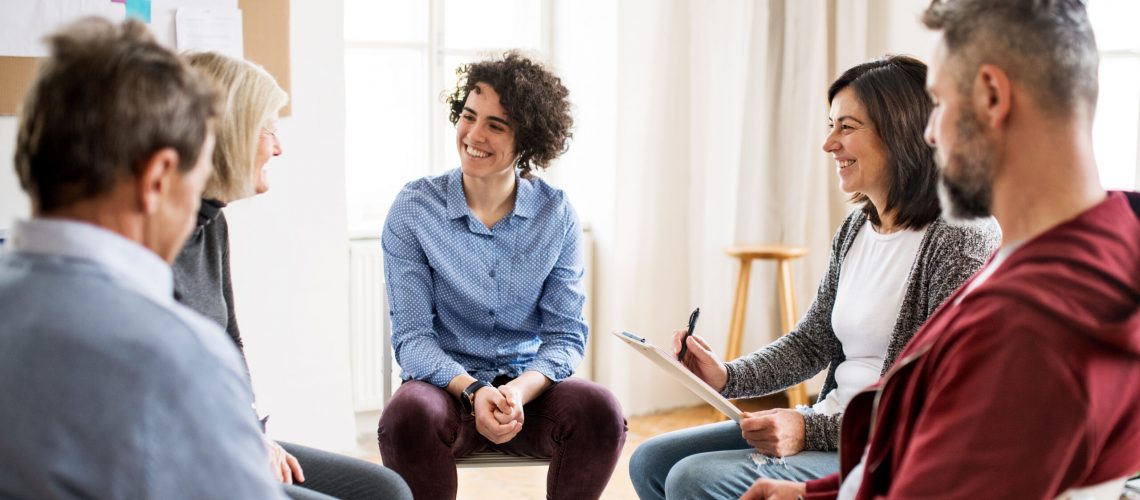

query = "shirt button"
489;269;496;277
489;309;495;316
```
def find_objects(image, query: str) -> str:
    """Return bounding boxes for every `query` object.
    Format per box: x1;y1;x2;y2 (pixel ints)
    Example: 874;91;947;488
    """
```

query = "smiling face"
823;87;891;203
925;37;996;220
252;119;281;195
456;82;518;181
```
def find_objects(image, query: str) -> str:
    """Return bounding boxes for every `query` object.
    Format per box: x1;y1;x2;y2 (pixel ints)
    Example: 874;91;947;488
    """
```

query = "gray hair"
922;0;1099;117
16;18;218;213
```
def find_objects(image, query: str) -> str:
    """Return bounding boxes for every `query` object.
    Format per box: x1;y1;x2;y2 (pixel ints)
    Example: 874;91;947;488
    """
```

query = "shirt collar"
9;218;174;305
444;168;539;221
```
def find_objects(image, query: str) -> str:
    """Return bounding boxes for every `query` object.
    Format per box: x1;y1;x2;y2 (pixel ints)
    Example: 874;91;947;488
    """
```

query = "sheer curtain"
579;0;879;415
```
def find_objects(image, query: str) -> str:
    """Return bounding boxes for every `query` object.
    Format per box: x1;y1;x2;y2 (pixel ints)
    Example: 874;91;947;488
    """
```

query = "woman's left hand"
740;408;806;457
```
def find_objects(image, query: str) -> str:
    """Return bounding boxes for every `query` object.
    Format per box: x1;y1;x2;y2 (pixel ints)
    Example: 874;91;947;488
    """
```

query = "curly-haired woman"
377;51;627;499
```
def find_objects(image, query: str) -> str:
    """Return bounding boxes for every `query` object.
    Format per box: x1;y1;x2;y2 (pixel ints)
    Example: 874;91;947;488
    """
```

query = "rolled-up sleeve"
382;192;465;388
526;203;587;382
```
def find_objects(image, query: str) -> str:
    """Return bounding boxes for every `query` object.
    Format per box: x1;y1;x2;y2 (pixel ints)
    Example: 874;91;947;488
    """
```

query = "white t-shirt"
813;220;927;416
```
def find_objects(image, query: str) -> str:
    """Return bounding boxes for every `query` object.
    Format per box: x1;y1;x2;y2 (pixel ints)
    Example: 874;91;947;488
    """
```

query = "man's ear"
974;64;1012;130
135;148;180;214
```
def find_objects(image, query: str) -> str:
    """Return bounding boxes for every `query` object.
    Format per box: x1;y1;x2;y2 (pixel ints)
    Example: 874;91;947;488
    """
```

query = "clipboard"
612;330;743;422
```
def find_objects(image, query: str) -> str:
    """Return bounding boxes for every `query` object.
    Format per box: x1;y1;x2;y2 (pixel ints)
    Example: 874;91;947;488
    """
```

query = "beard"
936;106;996;220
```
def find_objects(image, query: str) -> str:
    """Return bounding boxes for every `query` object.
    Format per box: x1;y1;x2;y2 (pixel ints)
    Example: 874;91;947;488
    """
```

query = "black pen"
677;307;700;362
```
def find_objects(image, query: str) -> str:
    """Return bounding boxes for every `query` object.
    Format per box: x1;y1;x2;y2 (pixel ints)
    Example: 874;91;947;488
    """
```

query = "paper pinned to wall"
149;0;238;51
0;0;126;57
175;7;243;58
125;0;152;23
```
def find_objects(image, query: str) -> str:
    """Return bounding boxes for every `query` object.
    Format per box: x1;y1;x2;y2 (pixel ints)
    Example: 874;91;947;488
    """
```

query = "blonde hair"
185;52;288;202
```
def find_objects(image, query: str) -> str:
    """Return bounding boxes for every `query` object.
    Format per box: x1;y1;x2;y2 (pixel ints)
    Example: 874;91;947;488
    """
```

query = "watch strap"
461;380;493;415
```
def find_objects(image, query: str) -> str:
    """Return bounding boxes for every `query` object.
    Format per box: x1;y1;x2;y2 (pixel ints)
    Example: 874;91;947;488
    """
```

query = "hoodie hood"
974;191;1140;355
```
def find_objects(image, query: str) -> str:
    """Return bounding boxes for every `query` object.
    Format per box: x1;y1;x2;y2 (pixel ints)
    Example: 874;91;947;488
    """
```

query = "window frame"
343;0;554;236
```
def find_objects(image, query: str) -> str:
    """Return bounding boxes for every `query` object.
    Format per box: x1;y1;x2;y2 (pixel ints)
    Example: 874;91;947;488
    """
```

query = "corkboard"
0;0;291;117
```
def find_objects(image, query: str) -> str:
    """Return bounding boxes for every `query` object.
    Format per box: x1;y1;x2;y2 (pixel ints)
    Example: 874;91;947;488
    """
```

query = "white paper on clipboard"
612;330;743;423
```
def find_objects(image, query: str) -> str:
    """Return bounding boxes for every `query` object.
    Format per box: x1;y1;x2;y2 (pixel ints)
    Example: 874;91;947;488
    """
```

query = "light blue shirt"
0;218;285;499
383;168;588;387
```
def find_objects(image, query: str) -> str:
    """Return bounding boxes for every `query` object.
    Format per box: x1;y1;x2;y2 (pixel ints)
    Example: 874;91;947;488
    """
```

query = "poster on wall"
0;1;126;57
0;0;240;56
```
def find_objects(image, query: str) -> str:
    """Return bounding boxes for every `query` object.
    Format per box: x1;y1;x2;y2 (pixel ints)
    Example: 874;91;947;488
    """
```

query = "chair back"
1053;476;1128;500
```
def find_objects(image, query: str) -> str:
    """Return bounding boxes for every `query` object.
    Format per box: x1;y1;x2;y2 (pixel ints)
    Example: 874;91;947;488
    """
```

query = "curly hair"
446;51;573;178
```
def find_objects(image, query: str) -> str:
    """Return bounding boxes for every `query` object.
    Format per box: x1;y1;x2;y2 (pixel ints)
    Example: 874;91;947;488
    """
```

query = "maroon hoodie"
806;191;1140;499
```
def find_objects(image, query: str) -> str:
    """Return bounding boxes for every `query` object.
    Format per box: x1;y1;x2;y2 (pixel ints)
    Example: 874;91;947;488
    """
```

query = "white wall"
547;0;619;381
0;1;358;452
224;0;356;452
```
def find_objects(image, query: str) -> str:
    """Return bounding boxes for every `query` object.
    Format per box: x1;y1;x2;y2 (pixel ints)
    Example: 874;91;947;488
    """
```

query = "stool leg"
777;259;810;408
715;258;754;421
725;258;753;362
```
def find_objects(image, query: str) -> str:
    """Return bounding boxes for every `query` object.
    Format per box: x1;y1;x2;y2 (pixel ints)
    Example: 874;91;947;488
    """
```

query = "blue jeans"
629;420;839;500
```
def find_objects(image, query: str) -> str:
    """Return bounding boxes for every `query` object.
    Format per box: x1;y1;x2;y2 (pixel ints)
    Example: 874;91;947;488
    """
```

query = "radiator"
348;238;391;412
347;228;595;413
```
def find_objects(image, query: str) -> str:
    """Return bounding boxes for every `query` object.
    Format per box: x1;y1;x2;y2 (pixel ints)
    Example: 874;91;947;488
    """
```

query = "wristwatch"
460;380;493;415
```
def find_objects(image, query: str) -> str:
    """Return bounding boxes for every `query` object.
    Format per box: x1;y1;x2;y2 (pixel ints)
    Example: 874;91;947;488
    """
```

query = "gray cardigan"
173;199;243;351
722;210;1000;451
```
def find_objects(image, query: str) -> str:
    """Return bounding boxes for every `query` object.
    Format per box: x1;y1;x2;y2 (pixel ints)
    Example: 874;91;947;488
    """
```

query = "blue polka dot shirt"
382;168;588;387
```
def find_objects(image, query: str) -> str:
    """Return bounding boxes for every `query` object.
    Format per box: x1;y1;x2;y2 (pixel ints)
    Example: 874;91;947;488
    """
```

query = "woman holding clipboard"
629;55;1000;500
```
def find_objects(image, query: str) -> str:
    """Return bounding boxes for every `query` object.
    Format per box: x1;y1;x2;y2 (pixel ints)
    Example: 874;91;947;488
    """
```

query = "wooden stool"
724;244;811;407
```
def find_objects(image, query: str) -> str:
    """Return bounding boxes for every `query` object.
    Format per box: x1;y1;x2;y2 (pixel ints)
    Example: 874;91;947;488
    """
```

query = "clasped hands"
472;384;525;444
671;328;807;456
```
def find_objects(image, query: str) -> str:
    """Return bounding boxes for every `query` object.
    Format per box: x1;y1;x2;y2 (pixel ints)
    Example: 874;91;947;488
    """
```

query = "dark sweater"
173;199;243;352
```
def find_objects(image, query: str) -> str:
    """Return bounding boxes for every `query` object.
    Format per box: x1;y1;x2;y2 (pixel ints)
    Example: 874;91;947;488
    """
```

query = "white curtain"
580;0;880;415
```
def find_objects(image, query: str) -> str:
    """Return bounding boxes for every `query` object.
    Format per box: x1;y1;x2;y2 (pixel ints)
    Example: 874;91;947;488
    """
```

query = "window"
1088;0;1140;190
343;0;552;236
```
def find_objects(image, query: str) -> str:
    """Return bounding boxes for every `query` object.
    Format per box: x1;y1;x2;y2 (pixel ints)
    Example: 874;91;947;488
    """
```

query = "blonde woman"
173;52;411;500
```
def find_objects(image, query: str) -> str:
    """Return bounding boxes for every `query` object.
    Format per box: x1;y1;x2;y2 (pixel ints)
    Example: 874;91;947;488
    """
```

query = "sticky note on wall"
126;0;151;23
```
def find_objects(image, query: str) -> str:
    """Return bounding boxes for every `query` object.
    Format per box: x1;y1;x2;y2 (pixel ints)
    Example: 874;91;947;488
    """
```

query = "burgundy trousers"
377;378;627;499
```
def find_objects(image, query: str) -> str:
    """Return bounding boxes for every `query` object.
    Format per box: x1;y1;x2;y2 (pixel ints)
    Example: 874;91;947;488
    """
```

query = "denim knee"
629;440;670;500
664;453;733;500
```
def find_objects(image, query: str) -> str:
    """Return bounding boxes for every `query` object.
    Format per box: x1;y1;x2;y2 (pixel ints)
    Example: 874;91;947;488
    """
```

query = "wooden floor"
357;395;786;499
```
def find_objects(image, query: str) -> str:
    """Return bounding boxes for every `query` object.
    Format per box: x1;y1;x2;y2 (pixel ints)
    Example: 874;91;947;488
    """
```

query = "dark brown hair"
15;18;219;213
446;51;573;178
828;55;941;230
